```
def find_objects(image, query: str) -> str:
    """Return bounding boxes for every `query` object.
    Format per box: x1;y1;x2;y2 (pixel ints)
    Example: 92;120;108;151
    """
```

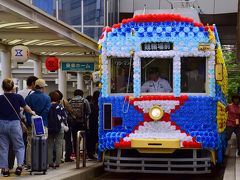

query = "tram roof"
134;8;200;23
0;0;98;58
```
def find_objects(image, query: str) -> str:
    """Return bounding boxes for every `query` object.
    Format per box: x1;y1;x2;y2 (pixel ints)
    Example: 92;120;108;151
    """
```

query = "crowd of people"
0;76;99;177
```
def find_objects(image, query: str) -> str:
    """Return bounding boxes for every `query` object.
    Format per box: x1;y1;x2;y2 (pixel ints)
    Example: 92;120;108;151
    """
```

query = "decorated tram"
97;8;228;174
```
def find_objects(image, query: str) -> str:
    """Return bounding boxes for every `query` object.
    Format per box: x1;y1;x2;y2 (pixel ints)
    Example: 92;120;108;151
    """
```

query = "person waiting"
226;94;240;156
0;78;35;177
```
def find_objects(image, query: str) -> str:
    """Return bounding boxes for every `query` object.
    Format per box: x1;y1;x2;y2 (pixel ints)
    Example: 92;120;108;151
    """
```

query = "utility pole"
237;0;240;63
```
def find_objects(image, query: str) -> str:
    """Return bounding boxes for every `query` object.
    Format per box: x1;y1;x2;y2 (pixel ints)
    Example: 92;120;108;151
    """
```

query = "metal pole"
117;0;120;22
76;131;81;169
76;130;86;168
56;0;59;20
81;0;84;33
82;131;86;167
104;0;106;26
106;0;109;26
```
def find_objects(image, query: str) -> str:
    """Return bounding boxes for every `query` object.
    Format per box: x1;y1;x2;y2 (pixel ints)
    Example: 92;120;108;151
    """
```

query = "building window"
181;57;206;93
70;0;81;10
111;58;133;93
141;58;173;93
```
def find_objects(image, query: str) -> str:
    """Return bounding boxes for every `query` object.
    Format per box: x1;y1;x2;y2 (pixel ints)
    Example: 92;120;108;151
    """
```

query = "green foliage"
223;51;240;102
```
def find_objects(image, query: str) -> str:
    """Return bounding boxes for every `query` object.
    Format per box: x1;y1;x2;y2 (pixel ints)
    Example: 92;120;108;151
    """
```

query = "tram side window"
111;58;133;93
181;57;206;93
141;58;173;93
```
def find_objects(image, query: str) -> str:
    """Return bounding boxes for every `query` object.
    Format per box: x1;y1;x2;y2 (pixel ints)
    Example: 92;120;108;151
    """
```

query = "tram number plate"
141;42;173;51
198;43;210;51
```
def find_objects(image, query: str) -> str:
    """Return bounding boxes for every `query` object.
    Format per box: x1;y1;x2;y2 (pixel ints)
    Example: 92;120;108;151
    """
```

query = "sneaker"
24;165;31;170
1;169;10;177
15;166;23;176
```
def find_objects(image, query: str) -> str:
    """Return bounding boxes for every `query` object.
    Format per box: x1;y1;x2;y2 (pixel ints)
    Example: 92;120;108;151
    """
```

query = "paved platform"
0;161;103;180
223;135;239;180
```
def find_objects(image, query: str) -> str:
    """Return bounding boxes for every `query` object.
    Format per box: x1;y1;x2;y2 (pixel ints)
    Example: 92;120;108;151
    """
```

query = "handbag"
3;95;28;133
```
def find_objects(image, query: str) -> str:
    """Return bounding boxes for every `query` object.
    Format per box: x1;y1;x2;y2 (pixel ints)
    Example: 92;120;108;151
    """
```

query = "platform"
0;161;103;180
223;135;239;180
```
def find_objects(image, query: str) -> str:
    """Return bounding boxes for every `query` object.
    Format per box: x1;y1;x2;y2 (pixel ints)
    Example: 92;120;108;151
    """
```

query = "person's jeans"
64;127;73;160
226;126;240;151
48;129;64;165
0;120;25;168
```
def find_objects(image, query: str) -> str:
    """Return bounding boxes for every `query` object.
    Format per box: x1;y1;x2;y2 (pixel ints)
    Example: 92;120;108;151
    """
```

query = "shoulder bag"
3;94;28;133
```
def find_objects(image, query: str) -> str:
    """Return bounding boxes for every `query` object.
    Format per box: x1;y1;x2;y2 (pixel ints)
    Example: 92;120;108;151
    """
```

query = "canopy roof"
0;0;98;57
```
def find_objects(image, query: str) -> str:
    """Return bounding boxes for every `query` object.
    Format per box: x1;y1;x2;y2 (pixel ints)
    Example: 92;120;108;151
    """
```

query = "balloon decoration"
45;56;60;72
11;45;30;62
97;14;228;163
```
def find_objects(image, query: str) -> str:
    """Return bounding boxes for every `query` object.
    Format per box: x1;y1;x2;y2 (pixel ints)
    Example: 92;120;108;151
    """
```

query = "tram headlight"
149;105;164;121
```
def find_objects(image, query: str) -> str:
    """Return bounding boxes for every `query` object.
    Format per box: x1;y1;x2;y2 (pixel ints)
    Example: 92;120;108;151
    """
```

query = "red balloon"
45;56;60;72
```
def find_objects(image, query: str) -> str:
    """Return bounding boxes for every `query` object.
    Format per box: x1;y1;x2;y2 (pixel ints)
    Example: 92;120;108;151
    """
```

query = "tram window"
181;57;206;93
111;58;133;93
141;58;173;93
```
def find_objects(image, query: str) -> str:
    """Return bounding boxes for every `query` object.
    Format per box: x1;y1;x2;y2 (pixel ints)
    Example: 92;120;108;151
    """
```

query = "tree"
223;50;240;102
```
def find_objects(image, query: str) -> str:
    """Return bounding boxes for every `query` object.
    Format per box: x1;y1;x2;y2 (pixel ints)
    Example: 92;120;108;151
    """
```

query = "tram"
97;6;228;174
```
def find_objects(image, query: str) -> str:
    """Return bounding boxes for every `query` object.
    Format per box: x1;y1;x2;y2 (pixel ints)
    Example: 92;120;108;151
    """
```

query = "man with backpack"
69;89;91;156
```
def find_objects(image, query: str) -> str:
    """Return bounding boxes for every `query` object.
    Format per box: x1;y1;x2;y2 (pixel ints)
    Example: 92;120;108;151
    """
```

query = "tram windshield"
141;58;173;93
181;57;206;93
110;58;133;93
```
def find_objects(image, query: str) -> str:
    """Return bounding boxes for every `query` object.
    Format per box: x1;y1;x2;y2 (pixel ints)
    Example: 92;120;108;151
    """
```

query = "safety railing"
76;130;86;169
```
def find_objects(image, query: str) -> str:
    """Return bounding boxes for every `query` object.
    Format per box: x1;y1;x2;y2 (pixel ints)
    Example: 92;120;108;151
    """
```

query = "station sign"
141;42;173;51
61;62;94;72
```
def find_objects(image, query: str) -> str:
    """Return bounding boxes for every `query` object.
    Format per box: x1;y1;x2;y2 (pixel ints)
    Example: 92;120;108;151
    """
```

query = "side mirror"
215;63;223;81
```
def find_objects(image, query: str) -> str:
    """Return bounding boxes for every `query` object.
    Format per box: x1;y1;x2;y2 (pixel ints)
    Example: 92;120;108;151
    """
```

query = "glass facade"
32;0;119;40
32;0;55;15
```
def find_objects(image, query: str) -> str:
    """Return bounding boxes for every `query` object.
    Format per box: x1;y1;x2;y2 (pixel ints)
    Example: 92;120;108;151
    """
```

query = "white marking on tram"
133;100;180;113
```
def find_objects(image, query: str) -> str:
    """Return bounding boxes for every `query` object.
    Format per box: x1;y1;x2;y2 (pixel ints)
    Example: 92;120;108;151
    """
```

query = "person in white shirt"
18;76;38;99
17;76;38;169
141;67;172;93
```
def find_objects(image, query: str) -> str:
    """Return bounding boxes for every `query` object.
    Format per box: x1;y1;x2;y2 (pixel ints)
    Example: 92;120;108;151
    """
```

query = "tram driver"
141;67;172;93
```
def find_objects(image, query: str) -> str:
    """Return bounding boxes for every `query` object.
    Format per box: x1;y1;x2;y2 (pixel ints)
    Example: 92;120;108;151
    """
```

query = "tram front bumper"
131;138;180;153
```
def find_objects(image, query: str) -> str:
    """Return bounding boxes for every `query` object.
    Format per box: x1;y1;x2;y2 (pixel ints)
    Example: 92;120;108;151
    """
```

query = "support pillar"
77;72;84;90
18;79;23;90
58;68;67;98
34;59;42;78
90;81;93;95
0;51;11;81
0;51;11;94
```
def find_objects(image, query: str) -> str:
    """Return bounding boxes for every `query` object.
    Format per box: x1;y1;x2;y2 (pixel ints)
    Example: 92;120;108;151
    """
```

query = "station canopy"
0;0;98;58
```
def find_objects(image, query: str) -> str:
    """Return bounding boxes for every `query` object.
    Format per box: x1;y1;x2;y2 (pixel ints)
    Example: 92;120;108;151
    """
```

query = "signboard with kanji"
141;42;173;51
61;62;94;72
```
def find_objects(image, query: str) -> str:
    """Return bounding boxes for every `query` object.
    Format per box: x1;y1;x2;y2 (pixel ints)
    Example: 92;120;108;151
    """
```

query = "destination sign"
141;42;173;51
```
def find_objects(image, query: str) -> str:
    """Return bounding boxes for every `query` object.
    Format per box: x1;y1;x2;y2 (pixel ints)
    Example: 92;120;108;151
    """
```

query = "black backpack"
48;104;61;134
69;98;85;123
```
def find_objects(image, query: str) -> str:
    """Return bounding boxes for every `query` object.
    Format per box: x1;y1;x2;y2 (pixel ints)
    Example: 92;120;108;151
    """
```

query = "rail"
76;130;86;169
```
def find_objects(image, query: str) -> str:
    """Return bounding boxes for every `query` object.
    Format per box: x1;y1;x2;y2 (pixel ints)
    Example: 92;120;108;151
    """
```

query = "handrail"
76;130;86;169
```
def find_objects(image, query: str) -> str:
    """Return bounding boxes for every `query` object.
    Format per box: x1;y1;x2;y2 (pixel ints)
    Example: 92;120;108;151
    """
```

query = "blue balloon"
166;26;172;33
